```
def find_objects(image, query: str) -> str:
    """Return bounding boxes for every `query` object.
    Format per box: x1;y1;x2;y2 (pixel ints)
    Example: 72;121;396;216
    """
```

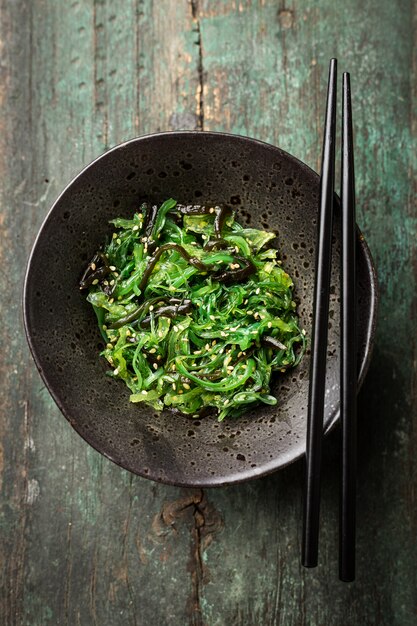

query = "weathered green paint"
0;0;415;624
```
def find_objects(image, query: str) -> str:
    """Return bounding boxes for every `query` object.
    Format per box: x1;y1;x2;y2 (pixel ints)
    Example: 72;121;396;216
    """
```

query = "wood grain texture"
0;0;415;624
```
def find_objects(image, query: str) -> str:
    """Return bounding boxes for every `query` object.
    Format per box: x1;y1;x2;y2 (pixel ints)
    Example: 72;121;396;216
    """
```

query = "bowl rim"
23;130;379;487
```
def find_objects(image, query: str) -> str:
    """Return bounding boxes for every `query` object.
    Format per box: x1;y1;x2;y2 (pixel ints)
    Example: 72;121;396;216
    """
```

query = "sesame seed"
109;265;116;271
92;279;99;285
116;238;121;245
149;348;156;354
141;237;148;243
212;340;216;346
244;299;248;305
103;280;109;286
183;383;190;390
302;329;306;335
227;365;234;371
173;325;179;332
142;390;148;395
110;279;115;286
109;297;114;303
157;355;162;360
112;233;117;239
149;305;154;311
256;288;260;295
172;383;176;390
224;399;229;405
172;364;176;370
209;207;215;213
247;311;253;315
132;225;139;231
280;368;286;373
106;343;113;349
91;262;96;270
193;350;201;355
113;367;119;375
126;329;131;336
178;390;183;395
210;315;215;321
205;343;210;351
235;246;239;253
220;331;226;337
238;352;243;357
102;325;107;330
114;272;119;277
153;363;158;370
268;322;272;328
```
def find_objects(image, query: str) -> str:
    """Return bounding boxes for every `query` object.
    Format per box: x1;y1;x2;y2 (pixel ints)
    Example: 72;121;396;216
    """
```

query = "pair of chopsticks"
302;59;357;582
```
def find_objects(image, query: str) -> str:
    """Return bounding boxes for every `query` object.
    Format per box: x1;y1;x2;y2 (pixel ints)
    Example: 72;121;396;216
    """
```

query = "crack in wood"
190;0;204;130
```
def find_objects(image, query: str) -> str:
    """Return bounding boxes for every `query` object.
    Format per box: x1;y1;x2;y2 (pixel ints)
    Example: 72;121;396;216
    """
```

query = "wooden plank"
195;0;417;624
0;0;415;624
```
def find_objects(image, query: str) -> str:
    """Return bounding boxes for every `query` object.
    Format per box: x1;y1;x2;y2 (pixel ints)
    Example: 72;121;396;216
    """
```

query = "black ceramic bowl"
23;131;377;487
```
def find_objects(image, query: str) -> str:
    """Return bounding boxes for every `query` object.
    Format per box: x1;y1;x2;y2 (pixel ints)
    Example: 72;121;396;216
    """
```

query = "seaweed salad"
80;199;305;421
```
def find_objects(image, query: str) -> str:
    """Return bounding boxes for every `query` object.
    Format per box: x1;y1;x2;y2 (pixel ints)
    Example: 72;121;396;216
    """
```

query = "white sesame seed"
141;237;147;243
302;329;306;335
210;315;215;321
91;262;96;270
193;350;201;355
132;225;139;231
244;299;248;305
106;343;113;349
110;279;115;286
183;383;190;390
149;348;156;354
109;265;116;271
92;279;99;285
116;238;121;245
109;297;114;303
178;390;183;395
157;354;162;360
209;207;215;213
114;272;119;277
247;311;253;315
173;325;179;332
205;343;210;351
153;363;158;370
238;351;243;357
256;288;260;295
149;305;154;311
126;329;131;336
103;280;109;286
220;331;226;337
112;233;117;239
113;367;119;375
268;322;272;328
224;399;229;405
172;382;176;390
235;246;239;253
212;340;216;346
142;390;148;394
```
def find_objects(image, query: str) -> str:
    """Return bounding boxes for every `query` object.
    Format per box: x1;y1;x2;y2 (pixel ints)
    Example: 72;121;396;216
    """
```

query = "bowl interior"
24;132;377;486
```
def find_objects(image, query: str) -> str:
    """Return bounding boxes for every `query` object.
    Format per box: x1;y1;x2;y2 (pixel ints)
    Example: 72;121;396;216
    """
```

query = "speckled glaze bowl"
23;131;377;487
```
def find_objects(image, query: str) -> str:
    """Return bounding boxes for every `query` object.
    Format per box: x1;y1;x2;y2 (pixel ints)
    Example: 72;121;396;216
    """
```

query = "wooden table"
1;1;416;624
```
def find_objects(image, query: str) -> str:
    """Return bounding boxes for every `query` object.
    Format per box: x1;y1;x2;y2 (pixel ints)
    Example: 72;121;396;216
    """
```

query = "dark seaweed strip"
140;300;192;327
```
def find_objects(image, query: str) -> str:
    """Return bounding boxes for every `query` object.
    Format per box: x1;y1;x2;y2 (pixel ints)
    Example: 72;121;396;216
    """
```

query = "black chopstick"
339;72;357;582
302;58;337;568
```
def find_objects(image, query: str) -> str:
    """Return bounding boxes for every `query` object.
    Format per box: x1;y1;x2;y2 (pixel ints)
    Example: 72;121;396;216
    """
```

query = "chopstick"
339;72;357;582
302;58;337;568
